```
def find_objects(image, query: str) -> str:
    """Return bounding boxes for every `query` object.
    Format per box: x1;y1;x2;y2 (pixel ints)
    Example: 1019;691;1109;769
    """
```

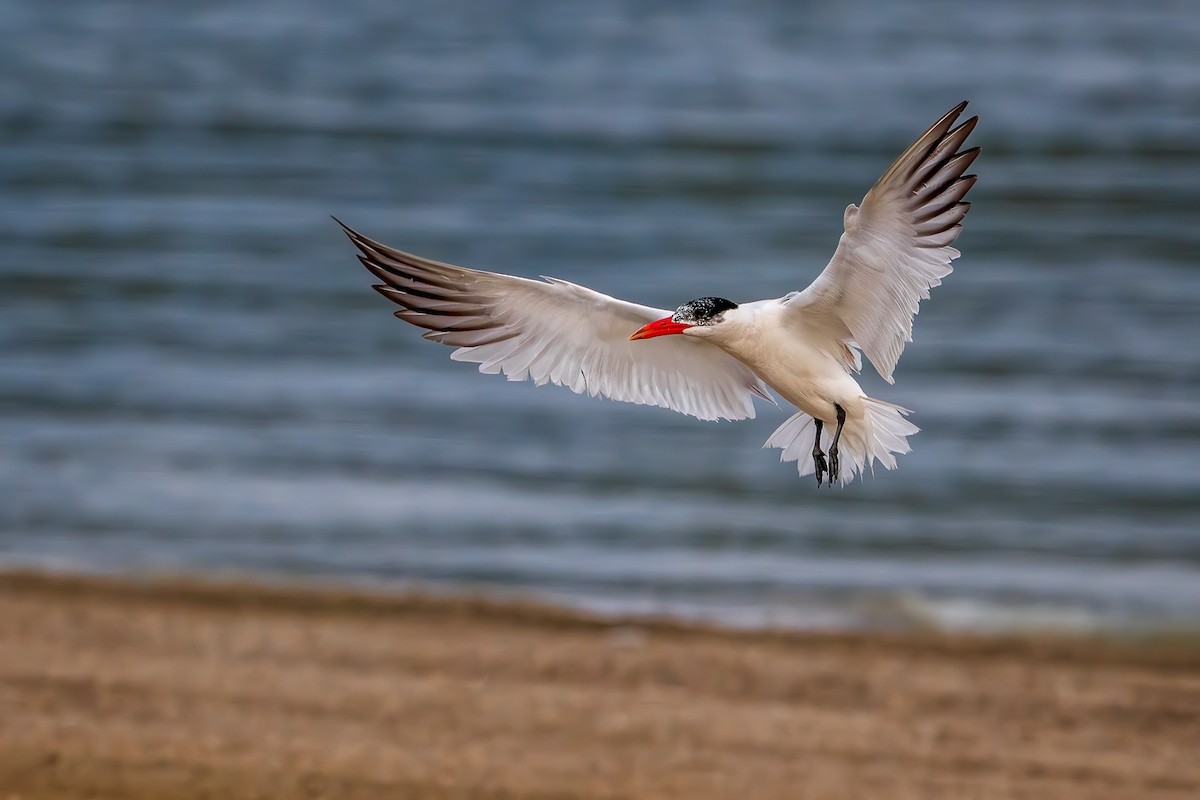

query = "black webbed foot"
811;418;827;487
812;449;828;487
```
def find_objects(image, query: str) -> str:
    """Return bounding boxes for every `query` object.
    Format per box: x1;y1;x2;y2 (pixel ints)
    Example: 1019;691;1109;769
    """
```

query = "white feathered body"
698;300;919;486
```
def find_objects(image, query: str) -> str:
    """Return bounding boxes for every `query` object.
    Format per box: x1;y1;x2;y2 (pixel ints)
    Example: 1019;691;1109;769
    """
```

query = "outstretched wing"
339;221;772;421
786;101;980;383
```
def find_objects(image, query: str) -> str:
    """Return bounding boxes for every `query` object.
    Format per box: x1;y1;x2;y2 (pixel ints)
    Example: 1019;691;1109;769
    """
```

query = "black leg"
828;404;846;484
811;418;827;487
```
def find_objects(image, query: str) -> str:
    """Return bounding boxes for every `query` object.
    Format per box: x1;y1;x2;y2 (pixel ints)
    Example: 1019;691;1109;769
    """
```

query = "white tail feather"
763;397;919;486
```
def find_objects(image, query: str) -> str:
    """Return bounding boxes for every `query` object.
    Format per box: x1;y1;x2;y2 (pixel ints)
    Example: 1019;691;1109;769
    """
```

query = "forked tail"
763;397;919;487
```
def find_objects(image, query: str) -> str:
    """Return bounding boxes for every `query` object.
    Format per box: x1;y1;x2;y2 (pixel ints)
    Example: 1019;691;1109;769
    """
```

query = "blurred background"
2;0;1197;633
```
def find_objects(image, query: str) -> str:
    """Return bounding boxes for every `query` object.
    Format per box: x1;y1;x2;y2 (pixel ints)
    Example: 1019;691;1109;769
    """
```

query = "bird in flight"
338;102;978;487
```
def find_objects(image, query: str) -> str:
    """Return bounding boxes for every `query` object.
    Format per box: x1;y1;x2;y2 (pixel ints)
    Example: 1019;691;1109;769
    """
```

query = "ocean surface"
3;0;1198;632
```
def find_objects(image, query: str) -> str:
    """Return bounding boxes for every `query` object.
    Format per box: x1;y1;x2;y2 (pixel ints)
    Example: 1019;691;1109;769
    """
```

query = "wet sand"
1;570;1198;799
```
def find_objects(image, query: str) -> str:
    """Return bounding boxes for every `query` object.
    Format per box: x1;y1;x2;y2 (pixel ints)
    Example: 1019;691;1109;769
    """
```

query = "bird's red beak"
629;317;692;341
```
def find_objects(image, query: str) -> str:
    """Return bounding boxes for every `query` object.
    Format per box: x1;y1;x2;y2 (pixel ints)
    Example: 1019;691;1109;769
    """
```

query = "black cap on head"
672;297;738;326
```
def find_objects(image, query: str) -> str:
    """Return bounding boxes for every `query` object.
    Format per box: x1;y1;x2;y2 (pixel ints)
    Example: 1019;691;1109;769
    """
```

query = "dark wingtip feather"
950;115;979;140
371;283;400;302
956;146;982;169
931;101;969;134
880;101;973;186
332;217;389;261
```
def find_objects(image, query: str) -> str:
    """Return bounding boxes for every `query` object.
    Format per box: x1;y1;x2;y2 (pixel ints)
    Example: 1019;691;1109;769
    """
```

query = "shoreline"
3;569;1199;799
5;566;1200;658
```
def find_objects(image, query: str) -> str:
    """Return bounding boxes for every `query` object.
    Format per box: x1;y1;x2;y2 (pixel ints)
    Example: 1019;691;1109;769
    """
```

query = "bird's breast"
722;324;862;421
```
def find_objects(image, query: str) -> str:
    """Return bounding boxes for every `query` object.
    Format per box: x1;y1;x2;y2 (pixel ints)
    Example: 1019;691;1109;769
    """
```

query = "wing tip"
331;215;356;239
936;100;971;135
876;100;976;188
941;100;970;125
333;215;380;258
950;114;980;141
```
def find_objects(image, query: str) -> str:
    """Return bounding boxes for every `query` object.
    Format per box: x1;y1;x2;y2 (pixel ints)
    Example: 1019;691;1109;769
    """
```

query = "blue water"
2;0;1199;631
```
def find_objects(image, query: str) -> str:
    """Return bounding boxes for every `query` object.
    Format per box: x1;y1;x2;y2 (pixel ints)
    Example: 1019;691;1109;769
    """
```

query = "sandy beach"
1;570;1198;799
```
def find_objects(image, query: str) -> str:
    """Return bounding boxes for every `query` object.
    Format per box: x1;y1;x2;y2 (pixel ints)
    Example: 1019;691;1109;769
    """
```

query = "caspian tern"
338;101;979;487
